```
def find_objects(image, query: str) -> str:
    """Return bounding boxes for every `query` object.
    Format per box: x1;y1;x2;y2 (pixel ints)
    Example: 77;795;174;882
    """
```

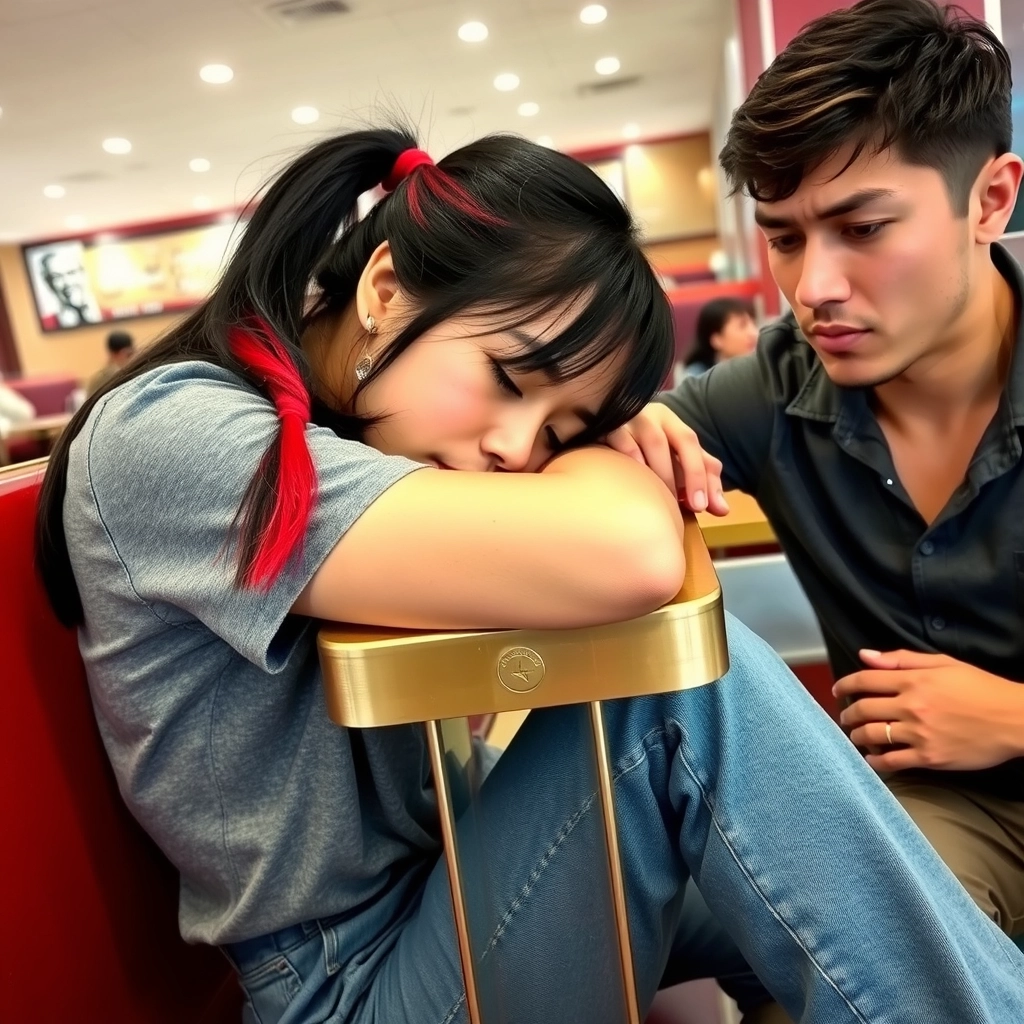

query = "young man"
86;330;135;398
615;0;1024;939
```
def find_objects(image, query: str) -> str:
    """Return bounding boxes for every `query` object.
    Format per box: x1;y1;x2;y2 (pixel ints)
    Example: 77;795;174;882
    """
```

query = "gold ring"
885;722;894;746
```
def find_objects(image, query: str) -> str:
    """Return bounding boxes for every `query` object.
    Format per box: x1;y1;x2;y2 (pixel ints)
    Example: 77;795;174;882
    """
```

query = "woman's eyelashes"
489;358;564;452
489;358;522;397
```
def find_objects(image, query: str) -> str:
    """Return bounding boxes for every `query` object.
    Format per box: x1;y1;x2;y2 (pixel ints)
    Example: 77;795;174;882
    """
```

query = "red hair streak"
228;321;317;589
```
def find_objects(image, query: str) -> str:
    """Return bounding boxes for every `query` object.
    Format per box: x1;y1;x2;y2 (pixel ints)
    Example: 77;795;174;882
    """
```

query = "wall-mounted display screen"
22;216;244;332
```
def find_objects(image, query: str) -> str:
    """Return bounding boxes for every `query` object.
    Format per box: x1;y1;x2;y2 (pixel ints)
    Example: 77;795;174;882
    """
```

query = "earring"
355;340;373;382
355;315;378;381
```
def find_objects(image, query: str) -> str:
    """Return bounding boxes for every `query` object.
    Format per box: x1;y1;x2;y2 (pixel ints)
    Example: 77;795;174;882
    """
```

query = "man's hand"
835;649;1024;772
606;403;730;515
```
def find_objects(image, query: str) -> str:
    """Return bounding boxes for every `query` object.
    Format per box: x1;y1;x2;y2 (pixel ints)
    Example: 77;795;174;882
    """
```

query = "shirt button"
920;540;935;556
885;478;894;486
931;616;946;631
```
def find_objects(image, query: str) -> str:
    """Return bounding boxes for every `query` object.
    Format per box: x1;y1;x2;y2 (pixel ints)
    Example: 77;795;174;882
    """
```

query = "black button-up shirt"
660;243;1024;800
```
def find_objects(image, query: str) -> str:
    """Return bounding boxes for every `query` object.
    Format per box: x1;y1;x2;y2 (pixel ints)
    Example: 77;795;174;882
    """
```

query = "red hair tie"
383;148;434;192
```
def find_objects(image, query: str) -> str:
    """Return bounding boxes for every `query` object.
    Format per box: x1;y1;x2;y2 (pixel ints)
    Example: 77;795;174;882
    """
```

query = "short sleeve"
66;362;421;670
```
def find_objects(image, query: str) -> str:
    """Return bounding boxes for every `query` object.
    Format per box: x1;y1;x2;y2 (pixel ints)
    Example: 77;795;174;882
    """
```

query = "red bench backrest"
0;460;240;1022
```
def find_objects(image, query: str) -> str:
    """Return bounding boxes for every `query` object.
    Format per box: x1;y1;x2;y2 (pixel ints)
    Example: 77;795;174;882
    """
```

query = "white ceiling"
0;0;729;243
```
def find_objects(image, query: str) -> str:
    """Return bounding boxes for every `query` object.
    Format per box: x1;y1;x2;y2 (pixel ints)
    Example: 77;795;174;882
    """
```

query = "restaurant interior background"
0;0;1001;385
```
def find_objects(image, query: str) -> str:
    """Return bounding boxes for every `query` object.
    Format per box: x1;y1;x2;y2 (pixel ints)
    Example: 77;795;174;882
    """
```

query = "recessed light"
622;123;641;139
580;5;607;24
536;136;555;148
458;21;488;42
189;157;211;173
517;102;540;117
193;195;213;211
65;215;86;230
595;56;620;75
291;106;320;125
200;64;234;84
102;137;132;154
494;73;520;92
43;184;66;199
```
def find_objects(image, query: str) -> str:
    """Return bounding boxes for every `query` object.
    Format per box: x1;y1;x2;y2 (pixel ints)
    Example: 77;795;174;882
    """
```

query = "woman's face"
711;311;759;360
355;307;623;473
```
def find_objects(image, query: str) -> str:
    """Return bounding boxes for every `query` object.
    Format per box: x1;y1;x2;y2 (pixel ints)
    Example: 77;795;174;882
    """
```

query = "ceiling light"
494;73;520;92
43;184;66;199
65;215;86;230
458;21;488;42
193;195;213;211
536;135;555;148
189;157;211;173
580;5;607;24
102;137;132;154
200;64;234;84
291;105;320;124
622;122;641;139
517;101;540;117
595;56;620;75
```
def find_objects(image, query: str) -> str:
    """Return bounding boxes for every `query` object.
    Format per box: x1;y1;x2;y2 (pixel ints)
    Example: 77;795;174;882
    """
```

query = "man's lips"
809;325;871;354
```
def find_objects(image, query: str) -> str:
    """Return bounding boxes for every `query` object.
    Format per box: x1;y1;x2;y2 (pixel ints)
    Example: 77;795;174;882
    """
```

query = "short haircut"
719;0;1011;214
685;297;754;368
106;331;134;354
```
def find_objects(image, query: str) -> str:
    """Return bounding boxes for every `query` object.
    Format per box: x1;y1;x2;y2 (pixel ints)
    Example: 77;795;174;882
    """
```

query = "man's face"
42;249;89;309
756;146;974;388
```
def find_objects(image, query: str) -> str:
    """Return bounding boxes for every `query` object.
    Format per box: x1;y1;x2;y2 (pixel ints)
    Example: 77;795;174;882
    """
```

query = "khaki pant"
886;776;1024;937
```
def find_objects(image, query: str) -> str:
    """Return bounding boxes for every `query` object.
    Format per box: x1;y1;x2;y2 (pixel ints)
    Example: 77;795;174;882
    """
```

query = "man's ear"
973;153;1024;244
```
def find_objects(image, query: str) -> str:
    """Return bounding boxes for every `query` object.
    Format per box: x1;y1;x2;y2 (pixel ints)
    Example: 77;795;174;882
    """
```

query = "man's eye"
490;359;522;397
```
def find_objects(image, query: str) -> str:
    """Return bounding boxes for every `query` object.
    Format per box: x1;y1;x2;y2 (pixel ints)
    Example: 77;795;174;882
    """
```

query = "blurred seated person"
86;330;135;398
683;297;758;376
0;379;36;437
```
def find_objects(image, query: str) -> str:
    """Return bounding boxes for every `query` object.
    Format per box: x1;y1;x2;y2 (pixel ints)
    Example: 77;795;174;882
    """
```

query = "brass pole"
426;719;483;1024
589;701;642;1024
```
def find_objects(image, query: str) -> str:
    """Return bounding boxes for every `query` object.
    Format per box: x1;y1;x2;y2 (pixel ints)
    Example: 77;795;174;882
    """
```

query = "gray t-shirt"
64;361;438;944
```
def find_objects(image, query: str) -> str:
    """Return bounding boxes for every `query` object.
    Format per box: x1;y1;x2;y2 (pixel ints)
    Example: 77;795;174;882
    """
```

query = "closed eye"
490;358;522;397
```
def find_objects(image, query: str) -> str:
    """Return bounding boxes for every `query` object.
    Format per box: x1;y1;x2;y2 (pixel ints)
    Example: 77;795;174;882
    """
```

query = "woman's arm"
292;447;685;629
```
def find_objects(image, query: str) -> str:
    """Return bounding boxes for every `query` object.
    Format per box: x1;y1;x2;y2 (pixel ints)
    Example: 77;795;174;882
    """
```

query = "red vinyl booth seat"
0;460;240;1022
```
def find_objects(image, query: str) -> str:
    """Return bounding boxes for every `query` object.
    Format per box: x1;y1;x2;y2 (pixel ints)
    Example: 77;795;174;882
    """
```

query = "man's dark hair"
720;0;1011;213
106;330;134;354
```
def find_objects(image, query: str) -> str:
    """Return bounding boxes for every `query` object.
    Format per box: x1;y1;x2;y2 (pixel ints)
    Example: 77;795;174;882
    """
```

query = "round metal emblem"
496;646;546;692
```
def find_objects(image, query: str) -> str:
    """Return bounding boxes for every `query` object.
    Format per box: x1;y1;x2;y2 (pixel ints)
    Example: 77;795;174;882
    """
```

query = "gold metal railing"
318;516;728;1024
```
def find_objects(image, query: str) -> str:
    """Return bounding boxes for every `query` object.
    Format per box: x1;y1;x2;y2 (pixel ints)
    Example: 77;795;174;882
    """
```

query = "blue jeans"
224;616;1024;1023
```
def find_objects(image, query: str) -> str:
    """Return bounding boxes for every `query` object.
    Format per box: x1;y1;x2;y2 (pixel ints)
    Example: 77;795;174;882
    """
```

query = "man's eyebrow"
754;188;899;229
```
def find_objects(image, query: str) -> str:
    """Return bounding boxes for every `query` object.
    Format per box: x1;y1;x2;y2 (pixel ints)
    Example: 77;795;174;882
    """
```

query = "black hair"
36;126;673;626
684;297;755;369
106;330;134;354
720;0;1011;213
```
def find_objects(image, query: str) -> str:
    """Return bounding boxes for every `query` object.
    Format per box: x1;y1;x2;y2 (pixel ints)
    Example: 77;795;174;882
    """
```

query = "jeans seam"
665;721;871;1024
436;790;602;1024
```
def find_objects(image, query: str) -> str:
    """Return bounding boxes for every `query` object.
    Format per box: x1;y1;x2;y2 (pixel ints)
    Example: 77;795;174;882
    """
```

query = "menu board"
23;217;244;332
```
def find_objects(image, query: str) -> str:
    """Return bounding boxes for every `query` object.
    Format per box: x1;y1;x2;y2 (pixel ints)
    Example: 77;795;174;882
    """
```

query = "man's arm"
654;350;777;496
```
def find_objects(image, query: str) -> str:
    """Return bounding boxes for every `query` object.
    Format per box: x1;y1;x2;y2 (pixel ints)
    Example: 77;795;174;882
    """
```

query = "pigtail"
228;321;316;588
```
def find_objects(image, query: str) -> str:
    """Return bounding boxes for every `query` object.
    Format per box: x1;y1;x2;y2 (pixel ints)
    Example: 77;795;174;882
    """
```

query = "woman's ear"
355;241;403;325
709;330;724;353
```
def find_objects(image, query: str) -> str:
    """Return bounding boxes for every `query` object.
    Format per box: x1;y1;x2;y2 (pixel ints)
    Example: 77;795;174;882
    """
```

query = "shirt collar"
785;241;1024;427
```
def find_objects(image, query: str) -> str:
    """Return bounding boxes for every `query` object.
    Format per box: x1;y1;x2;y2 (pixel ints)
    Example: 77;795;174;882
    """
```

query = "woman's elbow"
601;508;686;618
